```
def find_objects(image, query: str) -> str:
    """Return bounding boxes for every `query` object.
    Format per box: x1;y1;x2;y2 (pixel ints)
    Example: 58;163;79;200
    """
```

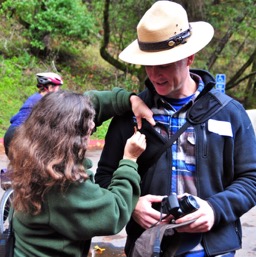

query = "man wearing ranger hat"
96;1;256;256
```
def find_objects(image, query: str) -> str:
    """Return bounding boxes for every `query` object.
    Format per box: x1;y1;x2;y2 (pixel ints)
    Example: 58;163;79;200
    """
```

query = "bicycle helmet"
36;72;63;86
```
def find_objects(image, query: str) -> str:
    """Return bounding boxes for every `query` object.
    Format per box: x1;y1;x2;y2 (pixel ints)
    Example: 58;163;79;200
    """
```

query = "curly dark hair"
8;90;95;215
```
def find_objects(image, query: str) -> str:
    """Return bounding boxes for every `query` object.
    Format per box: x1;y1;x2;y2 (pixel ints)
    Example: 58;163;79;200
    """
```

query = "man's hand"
130;95;155;129
174;196;215;233
132;194;169;229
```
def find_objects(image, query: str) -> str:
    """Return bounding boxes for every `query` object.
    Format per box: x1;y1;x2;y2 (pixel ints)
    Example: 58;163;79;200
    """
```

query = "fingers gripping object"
132;194;200;257
161;193;200;220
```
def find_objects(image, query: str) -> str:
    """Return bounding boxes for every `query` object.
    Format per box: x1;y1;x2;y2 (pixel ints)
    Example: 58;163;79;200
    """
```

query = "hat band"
138;26;191;52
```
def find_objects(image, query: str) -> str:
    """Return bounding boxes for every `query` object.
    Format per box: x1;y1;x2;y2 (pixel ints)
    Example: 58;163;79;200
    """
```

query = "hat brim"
119;21;214;66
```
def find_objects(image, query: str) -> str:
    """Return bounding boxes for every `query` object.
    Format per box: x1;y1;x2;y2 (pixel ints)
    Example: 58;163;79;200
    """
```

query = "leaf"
94;245;106;253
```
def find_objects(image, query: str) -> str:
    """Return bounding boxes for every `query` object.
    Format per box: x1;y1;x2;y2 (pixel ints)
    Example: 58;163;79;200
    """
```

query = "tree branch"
227;71;256;89
226;47;256;89
207;11;248;70
100;0;134;73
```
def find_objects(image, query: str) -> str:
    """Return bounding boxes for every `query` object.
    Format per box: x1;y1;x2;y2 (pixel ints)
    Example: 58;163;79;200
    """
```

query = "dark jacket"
95;69;256;256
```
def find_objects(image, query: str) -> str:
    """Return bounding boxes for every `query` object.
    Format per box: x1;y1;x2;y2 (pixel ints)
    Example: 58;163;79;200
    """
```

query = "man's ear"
187;55;195;66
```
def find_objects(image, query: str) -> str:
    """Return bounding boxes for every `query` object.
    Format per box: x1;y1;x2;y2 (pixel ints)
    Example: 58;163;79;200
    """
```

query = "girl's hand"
123;131;146;162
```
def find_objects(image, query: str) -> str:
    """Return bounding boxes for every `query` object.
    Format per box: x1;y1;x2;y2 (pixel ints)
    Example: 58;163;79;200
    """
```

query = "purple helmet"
36;72;63;86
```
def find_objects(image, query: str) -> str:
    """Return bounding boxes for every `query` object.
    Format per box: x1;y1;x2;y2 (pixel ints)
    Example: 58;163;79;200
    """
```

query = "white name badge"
208;119;233;137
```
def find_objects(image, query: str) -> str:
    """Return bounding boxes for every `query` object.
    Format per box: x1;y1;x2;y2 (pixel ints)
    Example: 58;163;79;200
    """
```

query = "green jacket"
85;87;135;127
13;88;140;257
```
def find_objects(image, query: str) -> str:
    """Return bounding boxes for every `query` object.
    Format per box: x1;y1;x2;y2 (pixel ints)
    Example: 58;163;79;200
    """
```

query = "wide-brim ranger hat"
119;1;214;66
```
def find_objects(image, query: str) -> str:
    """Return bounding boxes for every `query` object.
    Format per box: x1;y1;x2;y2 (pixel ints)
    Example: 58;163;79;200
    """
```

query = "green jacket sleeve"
84;87;135;127
48;159;141;240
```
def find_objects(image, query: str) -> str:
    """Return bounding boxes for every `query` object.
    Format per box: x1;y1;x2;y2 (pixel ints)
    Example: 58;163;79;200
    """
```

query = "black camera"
161;193;200;219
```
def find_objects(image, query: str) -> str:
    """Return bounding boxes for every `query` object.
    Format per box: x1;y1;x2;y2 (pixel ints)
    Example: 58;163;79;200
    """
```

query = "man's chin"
155;89;170;97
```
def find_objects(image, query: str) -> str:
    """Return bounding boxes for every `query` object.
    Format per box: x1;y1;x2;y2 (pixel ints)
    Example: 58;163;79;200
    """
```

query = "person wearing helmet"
3;72;155;157
3;72;63;156
36;72;63;93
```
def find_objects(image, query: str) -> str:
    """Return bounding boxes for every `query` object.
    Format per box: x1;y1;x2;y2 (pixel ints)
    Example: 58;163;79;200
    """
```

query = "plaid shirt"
151;73;204;196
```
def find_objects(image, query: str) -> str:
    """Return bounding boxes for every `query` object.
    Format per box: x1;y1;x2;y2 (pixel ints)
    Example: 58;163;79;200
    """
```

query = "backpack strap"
186;89;232;124
145;121;190;169
138;90;232;171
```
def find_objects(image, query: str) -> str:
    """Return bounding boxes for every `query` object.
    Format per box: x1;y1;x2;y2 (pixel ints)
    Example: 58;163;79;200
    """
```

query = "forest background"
0;0;255;138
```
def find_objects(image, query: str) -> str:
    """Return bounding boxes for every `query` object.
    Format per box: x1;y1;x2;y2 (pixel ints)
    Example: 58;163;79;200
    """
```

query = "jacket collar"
143;69;215;109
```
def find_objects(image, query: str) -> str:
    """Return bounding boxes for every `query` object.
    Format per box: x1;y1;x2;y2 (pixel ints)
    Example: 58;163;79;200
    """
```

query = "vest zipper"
201;123;207;157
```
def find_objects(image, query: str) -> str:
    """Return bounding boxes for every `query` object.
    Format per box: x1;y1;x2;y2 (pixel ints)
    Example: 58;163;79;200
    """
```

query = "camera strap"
152;201;176;257
152;205;168;257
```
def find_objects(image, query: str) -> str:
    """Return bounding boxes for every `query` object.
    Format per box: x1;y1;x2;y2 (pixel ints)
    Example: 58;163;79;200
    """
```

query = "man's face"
145;58;189;98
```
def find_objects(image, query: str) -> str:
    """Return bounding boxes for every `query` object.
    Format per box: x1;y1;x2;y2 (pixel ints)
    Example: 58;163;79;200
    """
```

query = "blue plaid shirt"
151;73;204;196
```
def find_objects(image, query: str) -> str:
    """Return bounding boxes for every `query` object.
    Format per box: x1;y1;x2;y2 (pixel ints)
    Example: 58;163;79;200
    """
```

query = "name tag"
208;119;233;137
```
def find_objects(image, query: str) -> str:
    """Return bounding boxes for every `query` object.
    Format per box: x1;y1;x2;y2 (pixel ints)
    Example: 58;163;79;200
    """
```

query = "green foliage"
0;16;118;138
108;0;153;53
0;54;38;136
205;0;256;102
2;0;97;50
91;120;111;140
58;43;122;92
0;0;255;139
0;45;116;138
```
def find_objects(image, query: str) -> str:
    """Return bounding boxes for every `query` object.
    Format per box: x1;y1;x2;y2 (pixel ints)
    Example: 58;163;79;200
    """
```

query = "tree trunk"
243;50;256;108
207;12;247;70
100;0;128;72
174;0;205;20
100;0;146;91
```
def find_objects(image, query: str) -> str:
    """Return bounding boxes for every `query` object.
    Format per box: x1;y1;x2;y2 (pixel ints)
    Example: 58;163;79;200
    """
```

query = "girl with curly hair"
8;89;150;257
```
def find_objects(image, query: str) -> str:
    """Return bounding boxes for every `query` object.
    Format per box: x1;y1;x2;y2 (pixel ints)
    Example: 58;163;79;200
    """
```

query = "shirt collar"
153;72;205;111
